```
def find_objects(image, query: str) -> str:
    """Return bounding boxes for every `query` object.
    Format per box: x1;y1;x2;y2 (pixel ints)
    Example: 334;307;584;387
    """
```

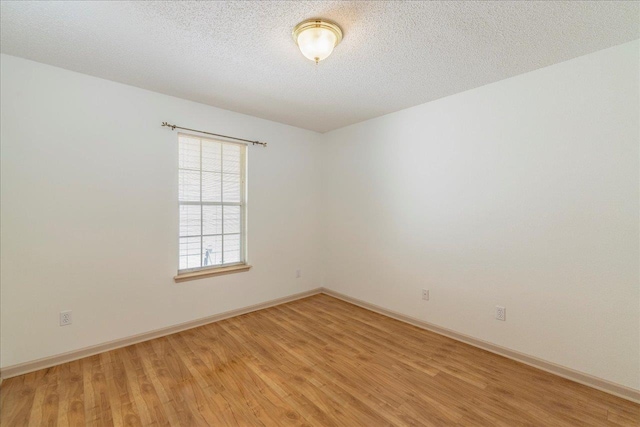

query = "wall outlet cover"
495;306;506;321
60;310;72;326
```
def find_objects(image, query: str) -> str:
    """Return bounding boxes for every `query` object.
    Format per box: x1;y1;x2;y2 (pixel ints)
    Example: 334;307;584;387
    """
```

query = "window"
178;133;247;273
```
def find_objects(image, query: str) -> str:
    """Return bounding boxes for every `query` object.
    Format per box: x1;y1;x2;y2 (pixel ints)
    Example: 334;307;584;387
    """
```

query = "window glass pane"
202;172;222;202
179;204;201;237
202;140;222;172
203;205;222;235
222;173;241;203
223;144;241;174
179;237;201;270
223;206;241;234
203;235;222;267
178;136;245;272
179;170;200;202
223;234;241;264
179;136;200;170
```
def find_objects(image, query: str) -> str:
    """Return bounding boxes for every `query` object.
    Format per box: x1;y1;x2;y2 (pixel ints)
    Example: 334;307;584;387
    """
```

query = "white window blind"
178;133;246;272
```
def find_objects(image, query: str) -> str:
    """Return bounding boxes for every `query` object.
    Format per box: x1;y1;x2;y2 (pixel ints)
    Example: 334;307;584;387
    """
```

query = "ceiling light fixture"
292;19;343;64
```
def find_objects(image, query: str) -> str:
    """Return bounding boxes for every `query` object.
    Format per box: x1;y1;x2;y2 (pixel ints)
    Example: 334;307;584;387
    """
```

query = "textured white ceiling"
1;1;638;133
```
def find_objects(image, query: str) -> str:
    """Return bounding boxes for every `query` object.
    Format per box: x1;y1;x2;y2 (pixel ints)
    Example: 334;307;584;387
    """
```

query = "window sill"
174;264;252;283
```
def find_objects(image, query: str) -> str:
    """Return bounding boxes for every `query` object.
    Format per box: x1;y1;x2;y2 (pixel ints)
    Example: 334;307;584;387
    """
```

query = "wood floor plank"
1;294;638;426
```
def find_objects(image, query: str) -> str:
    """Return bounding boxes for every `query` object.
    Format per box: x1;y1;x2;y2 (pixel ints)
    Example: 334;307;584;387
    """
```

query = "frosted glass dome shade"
293;20;343;64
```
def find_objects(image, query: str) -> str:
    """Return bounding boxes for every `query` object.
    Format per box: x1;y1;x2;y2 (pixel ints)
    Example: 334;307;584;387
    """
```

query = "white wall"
2;40;639;392
323;41;640;390
0;54;324;368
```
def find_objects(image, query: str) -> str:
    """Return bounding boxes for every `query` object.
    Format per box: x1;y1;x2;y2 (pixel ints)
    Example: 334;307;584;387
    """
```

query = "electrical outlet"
296;269;301;278
422;289;429;301
495;306;506;321
60;310;72;326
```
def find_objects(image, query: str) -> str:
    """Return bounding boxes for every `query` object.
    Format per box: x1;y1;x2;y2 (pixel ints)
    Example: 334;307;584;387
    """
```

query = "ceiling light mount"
293;19;343;64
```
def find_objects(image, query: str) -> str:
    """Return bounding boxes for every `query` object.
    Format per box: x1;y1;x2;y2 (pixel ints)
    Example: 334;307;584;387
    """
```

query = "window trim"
174;263;252;282
176;132;248;280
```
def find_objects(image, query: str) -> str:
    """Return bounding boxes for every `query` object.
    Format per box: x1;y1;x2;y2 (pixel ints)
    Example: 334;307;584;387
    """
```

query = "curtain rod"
162;122;267;147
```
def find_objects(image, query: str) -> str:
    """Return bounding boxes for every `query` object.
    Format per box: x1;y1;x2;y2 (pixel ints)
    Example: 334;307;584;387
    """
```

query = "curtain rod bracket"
162;121;267;147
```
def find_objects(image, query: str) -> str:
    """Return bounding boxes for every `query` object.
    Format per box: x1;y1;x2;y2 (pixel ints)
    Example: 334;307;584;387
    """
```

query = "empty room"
0;1;638;425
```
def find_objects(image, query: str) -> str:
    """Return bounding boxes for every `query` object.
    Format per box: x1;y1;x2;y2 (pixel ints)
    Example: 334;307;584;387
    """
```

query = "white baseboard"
0;288;323;380
1;286;637;403
320;288;640;404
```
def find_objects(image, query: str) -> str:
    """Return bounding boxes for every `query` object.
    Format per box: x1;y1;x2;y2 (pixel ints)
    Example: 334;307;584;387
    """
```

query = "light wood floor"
1;294;638;426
